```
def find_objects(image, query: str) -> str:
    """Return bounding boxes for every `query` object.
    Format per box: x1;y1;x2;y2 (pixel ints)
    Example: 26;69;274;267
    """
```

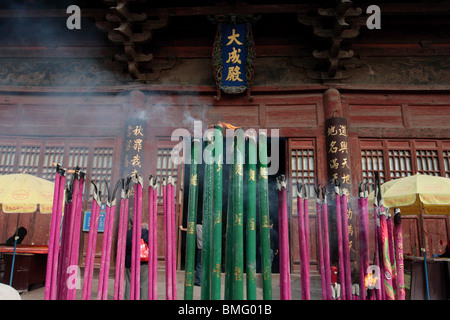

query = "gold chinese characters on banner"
123;118;146;179
325;117;356;257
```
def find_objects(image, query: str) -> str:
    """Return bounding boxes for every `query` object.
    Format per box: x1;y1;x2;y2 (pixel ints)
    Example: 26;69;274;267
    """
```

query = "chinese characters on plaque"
123;118;146;180
326;117;356;257
213;20;255;98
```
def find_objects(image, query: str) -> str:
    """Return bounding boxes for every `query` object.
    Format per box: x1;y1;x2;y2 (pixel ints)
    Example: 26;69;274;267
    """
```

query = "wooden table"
0;245;48;292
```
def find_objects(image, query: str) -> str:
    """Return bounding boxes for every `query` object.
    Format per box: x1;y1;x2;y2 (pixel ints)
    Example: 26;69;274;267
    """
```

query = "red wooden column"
323;88;357;295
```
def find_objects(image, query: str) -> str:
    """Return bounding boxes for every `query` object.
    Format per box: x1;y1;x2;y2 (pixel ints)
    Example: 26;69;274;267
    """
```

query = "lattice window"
361;149;385;192
67;146;90;198
156;146;179;202
17;145;41;175
290;148;315;198
68;146;89;171
444;150;450;178
0;145;16;175
416;150;440;176
361;140;450;183
90;147;114;197
42;146;65;180
388;149;413;179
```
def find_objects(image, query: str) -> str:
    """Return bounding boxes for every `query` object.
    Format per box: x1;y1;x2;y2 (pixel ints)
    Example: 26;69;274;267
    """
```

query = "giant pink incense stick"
44;165;63;300
387;210;397;296
63;171;82;299
363;184;373;300
393;209;405;300
49;166;66;300
88;191;102;298
118;178;131;300
163;178;173;300
57;183;72;300
130;179;137;300
358;183;368;300
152;181;158;299
374;180;385;300
341;188;352;300
379;209;394;300
98;179;121;300
303;185;310;300
121;193;130;299
148;176;155;300
148;176;160;300
170;178;177;299
67;170;85;300
375;173;394;301
101;201;115;300
334;183;346;300
102;194;117;300
167;177;176;300
97;190;111;300
297;183;307;299
82;183;101;300
132;174;143;300
315;185;326;300
372;184;382;300
321;186;332;300
113;178;127;300
277;175;291;300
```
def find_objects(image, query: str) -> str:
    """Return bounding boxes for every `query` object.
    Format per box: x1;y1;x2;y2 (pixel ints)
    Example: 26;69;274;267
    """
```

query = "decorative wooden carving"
96;0;168;81
298;0;366;80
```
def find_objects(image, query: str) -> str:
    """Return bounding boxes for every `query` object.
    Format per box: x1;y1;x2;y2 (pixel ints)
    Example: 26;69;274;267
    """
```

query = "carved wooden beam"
110;2;147;22
96;0;168;80
298;0;363;80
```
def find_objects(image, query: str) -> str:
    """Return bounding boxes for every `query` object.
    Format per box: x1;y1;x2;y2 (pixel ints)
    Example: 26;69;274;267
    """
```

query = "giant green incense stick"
211;124;223;300
258;132;272;300
232;129;245;300
201;132;214;300
231;129;244;300
224;162;235;299
246;132;257;300
184;138;200;300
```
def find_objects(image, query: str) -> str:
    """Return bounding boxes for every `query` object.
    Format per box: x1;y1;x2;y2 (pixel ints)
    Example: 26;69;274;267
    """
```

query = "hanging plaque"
213;21;255;100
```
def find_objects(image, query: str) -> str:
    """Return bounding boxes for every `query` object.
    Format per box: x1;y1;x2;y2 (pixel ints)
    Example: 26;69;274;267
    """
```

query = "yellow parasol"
368;173;450;215
0;172;59;287
368;173;450;300
0;173;55;214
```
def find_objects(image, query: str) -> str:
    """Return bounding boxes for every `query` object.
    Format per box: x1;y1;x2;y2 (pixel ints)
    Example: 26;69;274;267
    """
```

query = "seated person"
5;227;28;246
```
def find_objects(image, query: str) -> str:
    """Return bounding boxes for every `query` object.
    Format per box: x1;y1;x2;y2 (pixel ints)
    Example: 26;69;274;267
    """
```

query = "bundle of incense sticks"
184;126;272;301
45;165;86;300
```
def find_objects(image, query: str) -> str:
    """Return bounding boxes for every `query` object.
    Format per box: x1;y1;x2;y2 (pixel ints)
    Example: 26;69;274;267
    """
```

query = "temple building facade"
0;0;449;280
